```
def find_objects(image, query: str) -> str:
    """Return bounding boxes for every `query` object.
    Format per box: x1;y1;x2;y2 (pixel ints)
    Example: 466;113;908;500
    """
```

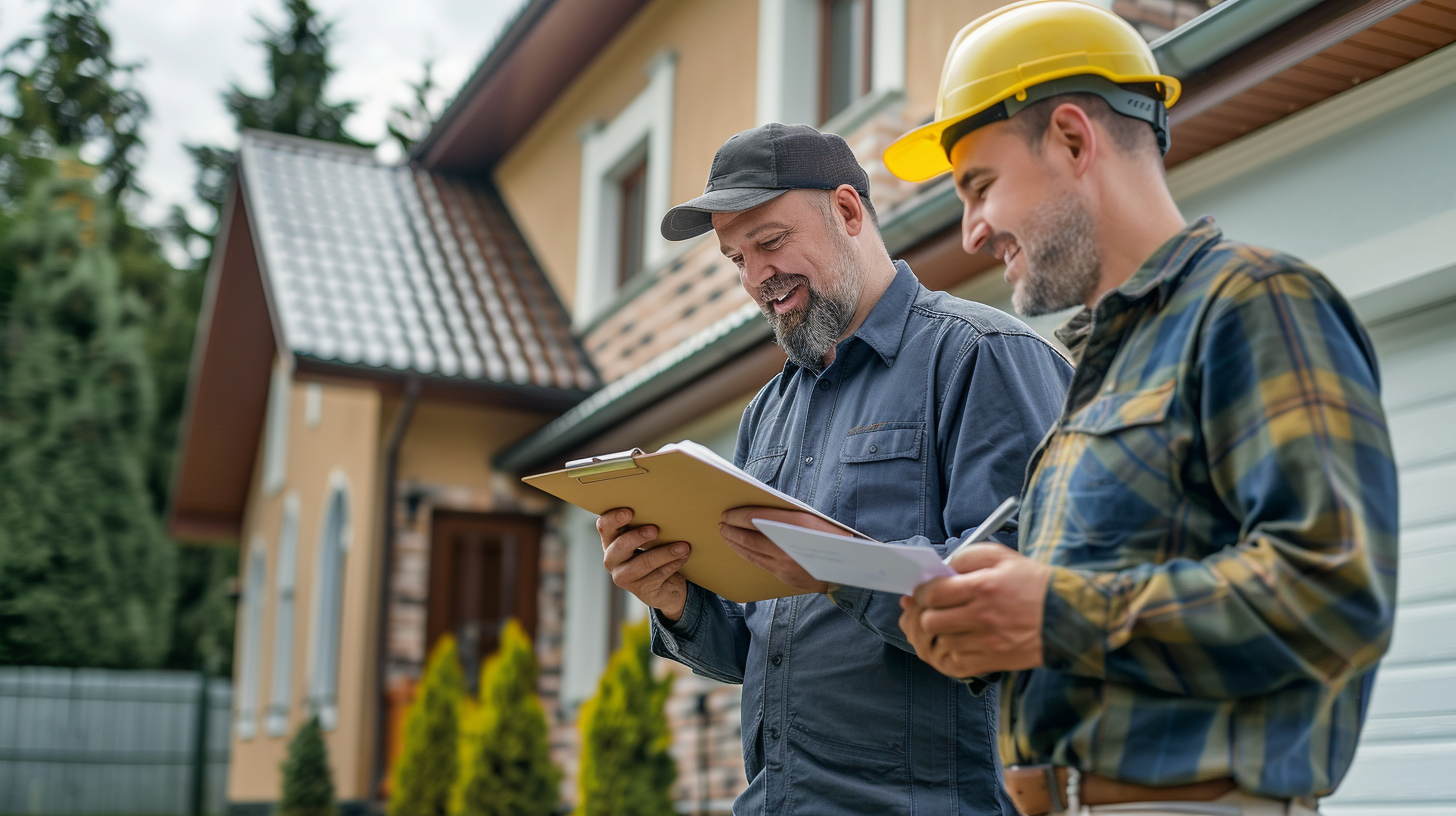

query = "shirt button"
769;726;781;741
771;654;782;666
818;379;830;391
868;445;877;454
804;455;814;465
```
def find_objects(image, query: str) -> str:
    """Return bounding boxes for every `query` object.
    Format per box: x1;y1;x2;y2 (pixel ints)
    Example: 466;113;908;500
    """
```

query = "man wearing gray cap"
596;124;1072;814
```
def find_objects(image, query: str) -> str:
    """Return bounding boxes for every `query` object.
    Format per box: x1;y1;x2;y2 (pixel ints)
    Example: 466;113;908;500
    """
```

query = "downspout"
371;374;422;806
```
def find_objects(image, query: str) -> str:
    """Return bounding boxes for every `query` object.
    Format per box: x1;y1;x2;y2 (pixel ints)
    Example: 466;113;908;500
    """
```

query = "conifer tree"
391;635;464;816
280;715;337;816
574;619;676;816
453;620;561;816
385;60;439;155
0;154;175;667
183;0;370;252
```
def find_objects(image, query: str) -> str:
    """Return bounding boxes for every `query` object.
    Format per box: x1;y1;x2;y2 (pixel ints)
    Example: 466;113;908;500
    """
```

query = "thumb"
946;542;1016;574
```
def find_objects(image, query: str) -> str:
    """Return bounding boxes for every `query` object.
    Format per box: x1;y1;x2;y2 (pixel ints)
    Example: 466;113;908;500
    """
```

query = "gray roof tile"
238;130;596;392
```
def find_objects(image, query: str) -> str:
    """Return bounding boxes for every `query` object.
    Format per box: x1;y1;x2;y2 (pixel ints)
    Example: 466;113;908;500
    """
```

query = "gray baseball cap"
660;123;872;241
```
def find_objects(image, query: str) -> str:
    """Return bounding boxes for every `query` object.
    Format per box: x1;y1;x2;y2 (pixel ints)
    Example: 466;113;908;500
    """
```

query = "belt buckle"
1045;766;1081;814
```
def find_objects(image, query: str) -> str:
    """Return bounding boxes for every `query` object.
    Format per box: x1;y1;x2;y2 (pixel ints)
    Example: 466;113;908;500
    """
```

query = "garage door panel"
1397;460;1456;529
1371;319;1456;412
1399;522;1456;557
1365;664;1456;719
1397;546;1456;604
1384;600;1456;665
1324;805;1456;815
1359;713;1456;743
1328;742;1456;803
1388;398;1456;468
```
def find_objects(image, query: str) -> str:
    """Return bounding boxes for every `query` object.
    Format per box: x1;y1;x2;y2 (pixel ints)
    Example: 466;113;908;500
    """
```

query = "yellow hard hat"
884;0;1181;183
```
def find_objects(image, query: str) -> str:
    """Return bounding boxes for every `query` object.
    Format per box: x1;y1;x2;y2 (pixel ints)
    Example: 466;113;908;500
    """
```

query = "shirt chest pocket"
837;423;925;540
1057;381;1180;563
743;447;787;489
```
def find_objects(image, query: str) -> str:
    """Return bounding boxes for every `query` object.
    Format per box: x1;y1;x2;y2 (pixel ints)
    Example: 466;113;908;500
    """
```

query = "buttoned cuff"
655;580;705;641
1041;566;1109;678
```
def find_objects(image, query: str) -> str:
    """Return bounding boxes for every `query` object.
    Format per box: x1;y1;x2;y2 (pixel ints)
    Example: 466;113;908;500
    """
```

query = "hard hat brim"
660;187;790;241
883;68;1181;183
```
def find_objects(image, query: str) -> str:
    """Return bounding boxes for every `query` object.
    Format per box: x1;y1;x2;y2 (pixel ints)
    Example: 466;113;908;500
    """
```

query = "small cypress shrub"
391;635;464;816
279;715;336;816
453;619;561;816
573;619;676;816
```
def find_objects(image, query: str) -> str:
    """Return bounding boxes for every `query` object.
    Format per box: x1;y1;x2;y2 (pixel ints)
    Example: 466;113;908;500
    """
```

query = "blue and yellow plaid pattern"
1003;218;1398;799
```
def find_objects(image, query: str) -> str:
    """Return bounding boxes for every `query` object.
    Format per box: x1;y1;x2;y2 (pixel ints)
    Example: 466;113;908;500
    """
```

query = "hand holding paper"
749;519;954;595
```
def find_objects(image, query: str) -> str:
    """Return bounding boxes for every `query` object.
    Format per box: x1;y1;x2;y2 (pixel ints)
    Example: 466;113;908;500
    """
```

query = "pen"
942;495;1020;565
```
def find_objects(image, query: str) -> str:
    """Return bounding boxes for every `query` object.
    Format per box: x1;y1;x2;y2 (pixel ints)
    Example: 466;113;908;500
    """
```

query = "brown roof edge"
1171;0;1428;124
411;0;652;172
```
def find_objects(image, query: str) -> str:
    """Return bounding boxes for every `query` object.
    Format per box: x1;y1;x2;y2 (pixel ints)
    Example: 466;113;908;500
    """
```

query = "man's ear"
834;185;866;238
1045;103;1097;179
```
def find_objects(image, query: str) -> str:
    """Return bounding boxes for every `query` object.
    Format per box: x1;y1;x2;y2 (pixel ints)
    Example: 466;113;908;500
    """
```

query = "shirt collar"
1053;217;1222;361
850;260;919;368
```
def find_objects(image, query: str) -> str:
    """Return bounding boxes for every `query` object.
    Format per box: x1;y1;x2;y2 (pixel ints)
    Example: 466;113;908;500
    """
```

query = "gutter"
1149;0;1328;77
371;375;422;803
493;0;1320;474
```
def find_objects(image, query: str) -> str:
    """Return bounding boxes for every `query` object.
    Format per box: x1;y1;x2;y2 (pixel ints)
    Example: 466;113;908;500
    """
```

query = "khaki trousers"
1079;790;1319;816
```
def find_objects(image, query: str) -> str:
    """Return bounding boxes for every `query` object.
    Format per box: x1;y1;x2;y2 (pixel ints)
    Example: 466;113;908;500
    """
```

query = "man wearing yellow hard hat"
891;2;1398;815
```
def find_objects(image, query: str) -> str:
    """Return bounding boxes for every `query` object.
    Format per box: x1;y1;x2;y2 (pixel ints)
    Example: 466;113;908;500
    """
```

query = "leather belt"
1003;765;1239;815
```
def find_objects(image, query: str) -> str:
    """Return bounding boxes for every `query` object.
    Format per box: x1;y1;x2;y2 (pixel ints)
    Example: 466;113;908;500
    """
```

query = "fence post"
190;671;211;816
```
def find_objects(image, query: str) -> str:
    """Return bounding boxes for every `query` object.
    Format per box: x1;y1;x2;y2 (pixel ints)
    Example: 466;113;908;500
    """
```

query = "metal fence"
0;666;231;816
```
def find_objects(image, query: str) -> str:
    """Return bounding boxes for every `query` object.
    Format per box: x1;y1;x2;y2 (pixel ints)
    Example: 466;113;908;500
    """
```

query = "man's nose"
962;208;992;256
740;256;774;290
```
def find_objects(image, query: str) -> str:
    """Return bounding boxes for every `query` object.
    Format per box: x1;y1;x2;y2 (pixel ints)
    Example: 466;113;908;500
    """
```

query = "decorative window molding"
306;472;351;731
265;492;300;737
261;355;293;495
236;537;268;741
575;50;677;327
304;383;322;428
756;0;905;132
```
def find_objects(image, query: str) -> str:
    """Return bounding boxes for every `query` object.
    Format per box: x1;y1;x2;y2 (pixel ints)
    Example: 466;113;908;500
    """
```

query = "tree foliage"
391;635;464;816
574;619;676;816
386;60;439;155
0;0;147;203
453;619;561;816
280;715;337;816
0;155;175;667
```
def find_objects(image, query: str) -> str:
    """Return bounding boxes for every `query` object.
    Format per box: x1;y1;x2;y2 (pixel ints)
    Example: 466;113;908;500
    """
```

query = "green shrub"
279;715;336;816
452;619;561;816
391;635;464;816
574;619;676;816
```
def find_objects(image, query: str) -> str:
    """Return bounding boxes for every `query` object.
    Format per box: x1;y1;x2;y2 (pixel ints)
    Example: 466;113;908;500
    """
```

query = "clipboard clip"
565;448;647;484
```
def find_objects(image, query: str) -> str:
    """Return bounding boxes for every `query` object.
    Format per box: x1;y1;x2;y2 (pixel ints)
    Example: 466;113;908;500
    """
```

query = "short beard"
1009;194;1101;317
759;231;864;374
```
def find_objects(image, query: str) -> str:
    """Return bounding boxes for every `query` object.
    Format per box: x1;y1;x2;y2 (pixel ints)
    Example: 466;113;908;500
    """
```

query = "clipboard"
522;441;864;603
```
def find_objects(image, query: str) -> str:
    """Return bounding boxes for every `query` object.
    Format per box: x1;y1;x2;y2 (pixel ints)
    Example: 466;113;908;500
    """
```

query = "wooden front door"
426;512;541;690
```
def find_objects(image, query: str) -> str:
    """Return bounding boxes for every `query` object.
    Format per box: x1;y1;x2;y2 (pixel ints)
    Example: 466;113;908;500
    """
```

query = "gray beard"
760;241;864;374
1011;194;1102;318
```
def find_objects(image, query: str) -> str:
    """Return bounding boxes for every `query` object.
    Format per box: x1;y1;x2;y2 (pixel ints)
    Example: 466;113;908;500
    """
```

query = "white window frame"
265;492;300;737
236;536;268;741
574;50;677;327
261;355;293;495
756;0;906;134
306;471;351;731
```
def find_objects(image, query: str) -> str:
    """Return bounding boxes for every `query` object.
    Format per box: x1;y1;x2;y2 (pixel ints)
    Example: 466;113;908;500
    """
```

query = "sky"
1;0;525;243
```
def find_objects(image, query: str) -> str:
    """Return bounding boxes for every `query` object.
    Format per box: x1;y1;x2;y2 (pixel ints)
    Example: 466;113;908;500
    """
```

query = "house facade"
169;0;1456;812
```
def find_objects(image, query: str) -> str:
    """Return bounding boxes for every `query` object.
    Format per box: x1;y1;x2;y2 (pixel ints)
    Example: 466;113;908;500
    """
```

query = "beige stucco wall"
227;377;383;803
493;0;759;311
394;398;554;493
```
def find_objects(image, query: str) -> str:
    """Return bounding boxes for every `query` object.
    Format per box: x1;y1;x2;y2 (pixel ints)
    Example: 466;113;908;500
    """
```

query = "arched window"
265;493;300;737
236;537;267;740
308;477;350;730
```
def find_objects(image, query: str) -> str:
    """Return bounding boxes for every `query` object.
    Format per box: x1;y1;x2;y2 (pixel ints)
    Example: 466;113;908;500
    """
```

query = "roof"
411;0;653;171
238;130;596;391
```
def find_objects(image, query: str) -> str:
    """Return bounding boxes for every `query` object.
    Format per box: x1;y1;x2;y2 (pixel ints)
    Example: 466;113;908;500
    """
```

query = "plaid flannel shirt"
1002;218;1398;799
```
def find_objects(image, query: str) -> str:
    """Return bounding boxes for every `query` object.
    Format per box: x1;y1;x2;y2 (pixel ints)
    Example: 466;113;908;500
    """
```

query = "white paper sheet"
751;519;954;595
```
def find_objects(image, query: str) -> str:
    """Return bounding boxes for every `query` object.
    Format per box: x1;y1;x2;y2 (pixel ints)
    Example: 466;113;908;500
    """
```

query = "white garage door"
1324;298;1456;815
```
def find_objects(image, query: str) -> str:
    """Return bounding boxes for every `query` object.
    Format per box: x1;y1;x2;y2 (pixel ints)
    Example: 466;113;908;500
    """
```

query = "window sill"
821;88;904;139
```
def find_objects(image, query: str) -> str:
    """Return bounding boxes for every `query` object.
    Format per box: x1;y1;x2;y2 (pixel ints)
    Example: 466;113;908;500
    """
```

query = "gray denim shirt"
651;262;1074;815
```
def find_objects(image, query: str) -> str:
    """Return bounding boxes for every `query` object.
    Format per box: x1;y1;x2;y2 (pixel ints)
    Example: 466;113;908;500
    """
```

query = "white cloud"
0;0;523;234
